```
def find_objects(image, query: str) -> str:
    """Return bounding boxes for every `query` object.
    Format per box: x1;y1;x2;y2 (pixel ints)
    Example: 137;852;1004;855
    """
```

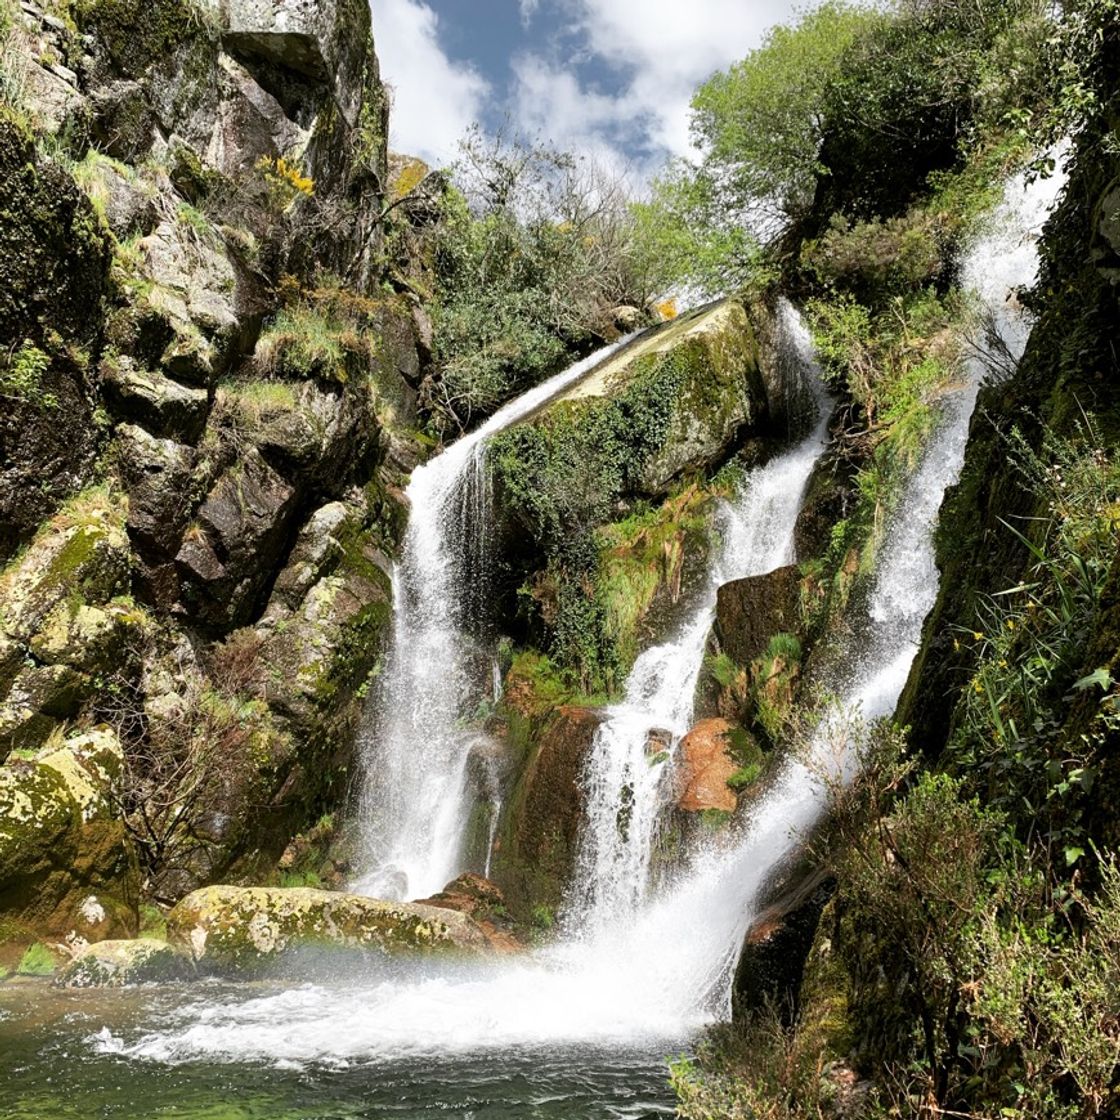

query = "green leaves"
1073;667;1113;693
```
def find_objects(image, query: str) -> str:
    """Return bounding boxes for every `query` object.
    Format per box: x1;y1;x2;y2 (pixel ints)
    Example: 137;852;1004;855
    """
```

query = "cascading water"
590;153;1071;1018
86;158;1064;1081
569;302;831;933
355;335;638;902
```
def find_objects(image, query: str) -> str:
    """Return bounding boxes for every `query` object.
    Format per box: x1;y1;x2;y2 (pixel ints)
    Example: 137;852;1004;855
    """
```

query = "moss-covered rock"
0;728;138;941
0;119;112;559
491;704;601;918
539;298;769;496
0;487;130;646
0;490;135;751
167;884;491;975
54;937;191;987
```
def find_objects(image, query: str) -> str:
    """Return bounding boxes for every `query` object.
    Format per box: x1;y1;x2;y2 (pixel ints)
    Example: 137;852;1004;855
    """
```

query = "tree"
428;126;659;431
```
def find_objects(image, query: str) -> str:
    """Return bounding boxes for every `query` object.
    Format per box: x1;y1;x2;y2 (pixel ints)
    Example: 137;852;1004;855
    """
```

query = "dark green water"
0;980;679;1120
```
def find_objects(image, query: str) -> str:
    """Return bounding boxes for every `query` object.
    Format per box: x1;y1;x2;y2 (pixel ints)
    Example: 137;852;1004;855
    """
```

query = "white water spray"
100;160;1063;1069
356;335;639;901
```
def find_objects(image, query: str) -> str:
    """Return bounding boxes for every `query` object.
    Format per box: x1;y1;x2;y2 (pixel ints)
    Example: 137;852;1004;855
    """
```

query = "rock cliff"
0;0;424;933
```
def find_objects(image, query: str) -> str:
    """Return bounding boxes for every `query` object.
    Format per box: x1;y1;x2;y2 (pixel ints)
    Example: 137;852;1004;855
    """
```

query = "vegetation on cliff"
663;0;1120;1118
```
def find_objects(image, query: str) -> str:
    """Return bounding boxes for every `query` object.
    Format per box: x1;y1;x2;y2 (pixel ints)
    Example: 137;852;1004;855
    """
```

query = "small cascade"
601;154;1070;1018
568;303;831;933
356;334;639;901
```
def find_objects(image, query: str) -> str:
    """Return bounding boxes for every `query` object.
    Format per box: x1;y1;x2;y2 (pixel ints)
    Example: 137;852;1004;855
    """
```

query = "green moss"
308;598;390;709
17;942;56;975
138;903;167;940
72;0;206;76
699;808;733;831
0;340;56;409
727;762;762;790
595;485;716;672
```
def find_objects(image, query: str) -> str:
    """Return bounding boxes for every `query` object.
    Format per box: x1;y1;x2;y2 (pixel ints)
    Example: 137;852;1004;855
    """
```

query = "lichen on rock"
167;884;491;975
55;937;191;987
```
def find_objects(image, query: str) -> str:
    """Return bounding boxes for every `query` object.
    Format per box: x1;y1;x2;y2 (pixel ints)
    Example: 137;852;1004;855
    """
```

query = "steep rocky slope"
0;0;428;939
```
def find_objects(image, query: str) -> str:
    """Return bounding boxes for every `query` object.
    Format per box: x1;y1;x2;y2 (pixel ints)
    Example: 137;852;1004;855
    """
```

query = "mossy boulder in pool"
55;938;191;988
167;886;492;976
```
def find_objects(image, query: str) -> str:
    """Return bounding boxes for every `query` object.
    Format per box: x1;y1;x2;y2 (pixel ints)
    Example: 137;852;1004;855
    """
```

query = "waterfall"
568;302;831;933
355;335;640;902
593;154;1070;1018
105;160;1064;1069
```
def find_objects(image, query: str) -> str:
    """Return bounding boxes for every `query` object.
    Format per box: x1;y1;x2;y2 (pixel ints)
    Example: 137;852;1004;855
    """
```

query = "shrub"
427;129;658;430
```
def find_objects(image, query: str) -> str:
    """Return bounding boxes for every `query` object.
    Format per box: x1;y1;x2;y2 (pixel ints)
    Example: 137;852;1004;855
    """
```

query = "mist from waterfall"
97;158;1063;1069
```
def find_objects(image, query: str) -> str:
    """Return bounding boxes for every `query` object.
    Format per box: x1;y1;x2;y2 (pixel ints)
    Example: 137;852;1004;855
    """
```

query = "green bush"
0;340;57;409
427;129;658;430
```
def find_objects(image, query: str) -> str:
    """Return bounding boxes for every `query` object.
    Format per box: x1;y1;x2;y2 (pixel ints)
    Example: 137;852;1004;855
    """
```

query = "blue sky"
369;0;800;183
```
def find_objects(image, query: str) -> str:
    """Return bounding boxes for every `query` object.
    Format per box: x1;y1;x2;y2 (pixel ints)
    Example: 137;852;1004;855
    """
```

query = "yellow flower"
1006;619;1016;630
953;638;961;652
999;659;1008;668
973;631;984;640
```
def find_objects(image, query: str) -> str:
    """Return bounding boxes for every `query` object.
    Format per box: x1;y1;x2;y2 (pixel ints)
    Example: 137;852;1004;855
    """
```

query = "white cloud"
511;54;641;178
510;0;793;183
369;0;490;167
519;0;541;28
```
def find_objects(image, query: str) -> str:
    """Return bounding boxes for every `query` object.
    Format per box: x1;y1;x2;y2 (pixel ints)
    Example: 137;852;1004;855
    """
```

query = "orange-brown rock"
419;873;525;955
677;718;739;812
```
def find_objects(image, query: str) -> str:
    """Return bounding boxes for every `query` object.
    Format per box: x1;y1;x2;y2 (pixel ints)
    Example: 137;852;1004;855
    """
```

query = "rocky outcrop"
167;885;491;975
55;937;190;987
0;729;138;941
0;492;138;755
676;718;740;813
492;704;602;916
0;0;422;926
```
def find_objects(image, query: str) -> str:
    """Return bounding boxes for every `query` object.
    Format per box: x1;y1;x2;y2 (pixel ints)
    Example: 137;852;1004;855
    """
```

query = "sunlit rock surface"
168;885;492;975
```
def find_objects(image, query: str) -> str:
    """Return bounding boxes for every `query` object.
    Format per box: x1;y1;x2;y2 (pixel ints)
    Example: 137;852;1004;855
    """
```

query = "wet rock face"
176;449;300;631
715;565;802;668
676;718;739;813
493;705;603;915
0;121;113;560
167;885;492;976
732;869;835;1027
